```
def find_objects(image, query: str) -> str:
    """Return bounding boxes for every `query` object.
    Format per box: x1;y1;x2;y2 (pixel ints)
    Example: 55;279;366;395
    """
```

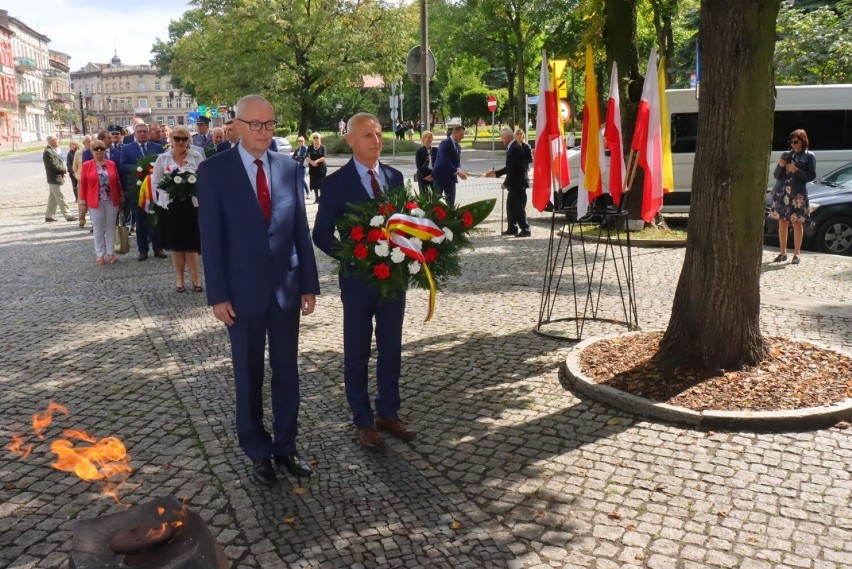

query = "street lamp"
78;90;87;135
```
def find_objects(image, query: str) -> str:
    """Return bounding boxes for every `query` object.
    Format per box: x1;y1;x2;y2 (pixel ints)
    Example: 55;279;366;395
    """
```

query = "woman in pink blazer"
79;141;123;264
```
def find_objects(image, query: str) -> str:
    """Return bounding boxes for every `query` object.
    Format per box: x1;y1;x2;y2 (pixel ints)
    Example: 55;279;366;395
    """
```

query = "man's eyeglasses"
237;118;278;131
172;136;189;142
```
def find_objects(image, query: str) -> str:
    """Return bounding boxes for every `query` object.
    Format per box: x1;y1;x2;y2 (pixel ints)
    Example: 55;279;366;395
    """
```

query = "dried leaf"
449;520;463;530
282;517;296;525
607;512;622;520
292;486;307;495
606;418;622;426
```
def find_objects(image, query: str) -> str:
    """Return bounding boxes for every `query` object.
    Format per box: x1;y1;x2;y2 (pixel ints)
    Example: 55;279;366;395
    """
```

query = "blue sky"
7;0;191;69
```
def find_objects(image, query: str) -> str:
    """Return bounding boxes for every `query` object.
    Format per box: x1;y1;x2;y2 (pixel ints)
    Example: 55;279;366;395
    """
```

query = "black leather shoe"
153;250;168;259
516;230;531;238
250;459;277;487
501;229;517;236
274;453;313;478
137;252;149;261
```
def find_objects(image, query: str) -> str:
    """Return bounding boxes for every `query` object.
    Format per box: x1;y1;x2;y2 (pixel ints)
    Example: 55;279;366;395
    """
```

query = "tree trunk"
656;0;780;370
298;102;314;137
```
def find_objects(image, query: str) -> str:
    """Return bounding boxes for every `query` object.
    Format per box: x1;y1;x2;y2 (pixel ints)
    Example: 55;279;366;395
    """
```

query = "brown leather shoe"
45;217;58;222
356;426;384;450
375;417;415;442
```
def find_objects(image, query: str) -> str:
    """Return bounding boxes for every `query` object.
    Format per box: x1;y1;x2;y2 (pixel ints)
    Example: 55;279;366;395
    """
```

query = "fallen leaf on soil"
580;333;852;412
282;517;296;525
449;520;463;530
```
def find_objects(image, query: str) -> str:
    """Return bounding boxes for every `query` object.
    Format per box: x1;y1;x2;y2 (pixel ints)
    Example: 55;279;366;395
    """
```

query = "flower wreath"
333;186;495;321
156;166;198;205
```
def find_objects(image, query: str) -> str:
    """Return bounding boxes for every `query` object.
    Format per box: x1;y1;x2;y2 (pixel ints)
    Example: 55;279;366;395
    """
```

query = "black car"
765;161;852;256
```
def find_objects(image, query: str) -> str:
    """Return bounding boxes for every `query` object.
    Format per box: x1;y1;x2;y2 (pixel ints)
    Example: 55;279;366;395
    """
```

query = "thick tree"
656;0;780;369
152;0;411;136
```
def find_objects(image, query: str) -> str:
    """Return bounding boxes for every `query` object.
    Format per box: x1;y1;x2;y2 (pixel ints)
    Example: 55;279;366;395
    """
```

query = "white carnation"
136;166;143;172
410;237;423;249
374;240;390;257
408;261;421;275
432;233;445;244
390;247;406;263
442;227;454;242
136;180;142;186
369;215;384;227
188;175;197;184
173;175;183;184
411;207;425;217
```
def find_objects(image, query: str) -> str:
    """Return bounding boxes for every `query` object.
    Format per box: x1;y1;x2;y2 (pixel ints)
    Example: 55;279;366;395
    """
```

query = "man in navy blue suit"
118;123;165;261
198;95;320;487
313;112;413;450
216;119;240;152
431;125;468;207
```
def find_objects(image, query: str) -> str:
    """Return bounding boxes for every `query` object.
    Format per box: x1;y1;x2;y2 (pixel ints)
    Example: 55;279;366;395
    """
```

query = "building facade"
71;53;196;133
7;11;51;143
0;11;17;145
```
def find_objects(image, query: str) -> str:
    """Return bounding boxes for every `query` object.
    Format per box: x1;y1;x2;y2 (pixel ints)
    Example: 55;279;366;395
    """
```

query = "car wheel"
815;215;852;255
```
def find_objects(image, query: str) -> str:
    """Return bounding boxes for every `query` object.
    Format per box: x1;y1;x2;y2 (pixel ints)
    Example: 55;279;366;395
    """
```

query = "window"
167;99;173;109
176;97;182;109
168;116;175;126
138;97;148;109
155;81;160;91
773;110;852;151
125;81;130;91
156;98;162;109
138;81;145;91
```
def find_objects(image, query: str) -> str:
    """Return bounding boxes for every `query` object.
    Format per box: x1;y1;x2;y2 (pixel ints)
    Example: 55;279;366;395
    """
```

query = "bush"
274;127;291;137
322;134;420;155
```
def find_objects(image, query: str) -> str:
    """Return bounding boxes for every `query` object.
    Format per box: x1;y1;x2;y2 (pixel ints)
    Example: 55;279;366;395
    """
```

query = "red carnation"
373;263;391;279
423;247;438;263
367;229;383;243
432;205;447;221
406;201;418;211
350;226;365;241
378;203;395;216
354;243;369;259
462;210;474;228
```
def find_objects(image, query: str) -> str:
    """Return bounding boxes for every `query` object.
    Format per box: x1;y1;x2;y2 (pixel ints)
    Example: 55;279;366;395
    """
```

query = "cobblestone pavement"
1;156;851;569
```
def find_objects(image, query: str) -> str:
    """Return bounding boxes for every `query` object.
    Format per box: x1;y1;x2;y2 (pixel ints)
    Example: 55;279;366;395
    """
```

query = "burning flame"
147;522;168;540
5;434;33;458
145;500;188;539
32;401;68;439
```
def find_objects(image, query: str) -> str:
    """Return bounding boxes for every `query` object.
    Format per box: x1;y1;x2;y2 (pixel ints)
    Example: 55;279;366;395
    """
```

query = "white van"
563;84;852;213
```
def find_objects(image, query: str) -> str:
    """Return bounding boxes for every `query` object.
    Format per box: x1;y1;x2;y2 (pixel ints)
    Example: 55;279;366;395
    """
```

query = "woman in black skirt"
306;133;327;203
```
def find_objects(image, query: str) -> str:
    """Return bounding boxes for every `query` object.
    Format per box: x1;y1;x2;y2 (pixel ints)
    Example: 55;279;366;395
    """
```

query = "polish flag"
533;51;570;212
630;48;664;223
604;62;626;208
578;45;602;219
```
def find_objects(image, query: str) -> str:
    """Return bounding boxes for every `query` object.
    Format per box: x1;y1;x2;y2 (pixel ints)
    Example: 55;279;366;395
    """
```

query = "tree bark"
656;0;780;369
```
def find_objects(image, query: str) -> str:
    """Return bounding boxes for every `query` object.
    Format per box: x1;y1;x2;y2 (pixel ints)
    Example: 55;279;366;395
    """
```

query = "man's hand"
485;169;496;178
458;170;468;181
212;301;236;326
301;294;316;316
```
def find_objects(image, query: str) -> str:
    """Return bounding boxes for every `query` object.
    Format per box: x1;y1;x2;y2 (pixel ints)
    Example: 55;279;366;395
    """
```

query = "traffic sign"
406;46;437;85
487;95;497;113
559;100;571;123
390;108;398;121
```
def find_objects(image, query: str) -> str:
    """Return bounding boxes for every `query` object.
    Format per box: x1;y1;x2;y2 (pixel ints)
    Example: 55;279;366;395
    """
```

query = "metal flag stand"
535;198;639;342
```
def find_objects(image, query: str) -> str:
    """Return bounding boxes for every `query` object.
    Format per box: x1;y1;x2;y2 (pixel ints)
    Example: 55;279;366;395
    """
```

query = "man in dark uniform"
192;115;213;149
486;128;531;237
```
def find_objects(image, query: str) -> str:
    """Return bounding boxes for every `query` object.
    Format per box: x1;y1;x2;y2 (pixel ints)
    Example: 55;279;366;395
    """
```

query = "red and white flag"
533;51;570;212
630;48;664;223
578;45;603;219
604;61;626;208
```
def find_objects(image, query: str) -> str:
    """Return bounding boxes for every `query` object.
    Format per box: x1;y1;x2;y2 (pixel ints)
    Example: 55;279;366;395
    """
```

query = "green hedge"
322;134;419;155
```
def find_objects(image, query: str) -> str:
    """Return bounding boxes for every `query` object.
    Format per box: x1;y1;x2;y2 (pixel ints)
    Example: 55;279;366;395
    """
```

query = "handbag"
114;210;130;254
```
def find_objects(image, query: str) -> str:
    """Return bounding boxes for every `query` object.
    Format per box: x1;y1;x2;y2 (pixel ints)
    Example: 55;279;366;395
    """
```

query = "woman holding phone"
768;129;816;265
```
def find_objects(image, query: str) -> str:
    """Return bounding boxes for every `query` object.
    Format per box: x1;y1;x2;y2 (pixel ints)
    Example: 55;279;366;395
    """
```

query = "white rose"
136;180;142;186
188;175;197;184
174;176;183;184
390;247;406;263
408;261;421;275
370;215;384;227
411;207;425;217
374;240;390;257
410;237;423;250
136;166;143;172
442;227;454;242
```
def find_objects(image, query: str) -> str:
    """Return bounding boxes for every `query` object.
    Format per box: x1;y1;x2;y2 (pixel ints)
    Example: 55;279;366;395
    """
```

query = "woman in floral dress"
768;129;816;265
152;125;206;291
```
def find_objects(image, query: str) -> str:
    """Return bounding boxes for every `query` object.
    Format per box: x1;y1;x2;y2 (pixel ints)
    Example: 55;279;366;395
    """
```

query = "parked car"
764;160;852;256
272;136;292;155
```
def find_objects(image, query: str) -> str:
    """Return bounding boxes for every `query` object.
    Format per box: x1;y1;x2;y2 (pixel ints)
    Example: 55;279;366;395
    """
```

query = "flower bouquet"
156;166;198;206
333;186;495;321
132;155;157;214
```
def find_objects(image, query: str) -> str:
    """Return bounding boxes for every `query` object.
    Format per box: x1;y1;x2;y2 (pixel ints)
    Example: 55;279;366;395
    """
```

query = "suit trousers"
227;299;302;460
45;183;71;218
340;276;406;428
439;181;457;208
133;205;161;253
506;188;530;232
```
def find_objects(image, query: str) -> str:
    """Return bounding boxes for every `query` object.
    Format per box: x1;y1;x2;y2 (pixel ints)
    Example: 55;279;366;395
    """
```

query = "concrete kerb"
564;330;852;431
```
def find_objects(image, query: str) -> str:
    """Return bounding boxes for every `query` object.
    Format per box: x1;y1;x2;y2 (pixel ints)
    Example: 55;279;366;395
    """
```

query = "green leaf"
456;199;496;227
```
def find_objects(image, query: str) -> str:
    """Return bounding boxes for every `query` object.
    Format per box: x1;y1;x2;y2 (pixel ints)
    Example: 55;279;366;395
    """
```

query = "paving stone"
0;164;850;567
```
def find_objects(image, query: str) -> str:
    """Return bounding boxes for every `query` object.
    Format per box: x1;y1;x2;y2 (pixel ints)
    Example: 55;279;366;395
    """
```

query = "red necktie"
254;159;271;223
369;169;383;200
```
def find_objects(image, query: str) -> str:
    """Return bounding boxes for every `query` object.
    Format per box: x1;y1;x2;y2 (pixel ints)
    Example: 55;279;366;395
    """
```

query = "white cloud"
7;1;191;69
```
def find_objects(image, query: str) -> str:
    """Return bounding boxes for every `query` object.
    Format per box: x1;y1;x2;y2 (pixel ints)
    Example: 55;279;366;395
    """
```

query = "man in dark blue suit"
198;95;320;487
431;125;468;207
313;112;413;450
486;127;532;237
216;119;240;152
118;123;165;261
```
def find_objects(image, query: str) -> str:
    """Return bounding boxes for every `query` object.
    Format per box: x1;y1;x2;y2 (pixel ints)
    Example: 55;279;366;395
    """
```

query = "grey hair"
235;94;272;118
500;127;514;137
347;112;380;130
